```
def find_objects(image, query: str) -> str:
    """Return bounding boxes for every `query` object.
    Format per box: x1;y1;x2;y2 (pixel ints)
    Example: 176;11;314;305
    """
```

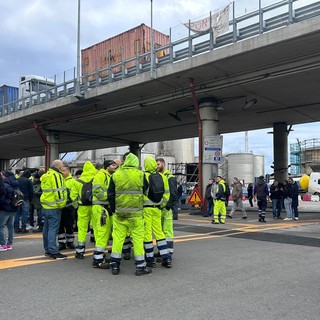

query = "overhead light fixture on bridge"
168;105;194;122
242;98;257;110
168;112;182;121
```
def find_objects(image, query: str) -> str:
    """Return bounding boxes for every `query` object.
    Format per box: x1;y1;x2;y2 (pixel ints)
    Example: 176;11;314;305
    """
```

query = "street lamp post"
150;0;156;79
75;0;82;98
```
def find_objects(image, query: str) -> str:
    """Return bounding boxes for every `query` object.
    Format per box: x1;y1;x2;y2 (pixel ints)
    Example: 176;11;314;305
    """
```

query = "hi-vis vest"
40;168;67;209
113;167;144;218
92;169;111;206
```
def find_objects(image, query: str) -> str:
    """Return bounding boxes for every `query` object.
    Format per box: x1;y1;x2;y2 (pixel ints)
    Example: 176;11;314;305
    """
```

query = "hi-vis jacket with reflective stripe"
40;168;67;209
215;179;226;201
108;153;148;218
163;169;178;210
64;173;78;208
144;157;169;207
92;168;111;206
72;161;98;205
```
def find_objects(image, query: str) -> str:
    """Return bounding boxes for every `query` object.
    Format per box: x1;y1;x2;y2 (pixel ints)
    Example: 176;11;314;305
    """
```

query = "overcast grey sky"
0;0;318;173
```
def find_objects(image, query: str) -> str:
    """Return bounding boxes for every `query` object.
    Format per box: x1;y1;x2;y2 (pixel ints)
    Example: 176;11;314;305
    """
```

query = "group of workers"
40;153;178;276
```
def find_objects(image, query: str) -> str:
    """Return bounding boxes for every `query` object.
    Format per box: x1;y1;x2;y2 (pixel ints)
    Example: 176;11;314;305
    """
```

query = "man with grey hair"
40;159;68;260
227;177;247;219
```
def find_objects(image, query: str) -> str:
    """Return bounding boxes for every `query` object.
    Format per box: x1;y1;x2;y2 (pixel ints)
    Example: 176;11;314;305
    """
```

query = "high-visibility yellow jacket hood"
123;153;139;168
79;161;97;182
144;157;157;173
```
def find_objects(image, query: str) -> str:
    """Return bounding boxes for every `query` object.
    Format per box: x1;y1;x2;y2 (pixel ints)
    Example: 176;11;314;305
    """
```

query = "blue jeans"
272;199;282;217
14;200;30;230
0;210;16;245
284;198;293;219
206;200;213;216
43;208;62;254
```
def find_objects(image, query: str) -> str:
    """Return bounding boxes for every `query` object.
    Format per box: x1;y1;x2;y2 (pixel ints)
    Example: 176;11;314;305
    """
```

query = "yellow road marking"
1;218;319;270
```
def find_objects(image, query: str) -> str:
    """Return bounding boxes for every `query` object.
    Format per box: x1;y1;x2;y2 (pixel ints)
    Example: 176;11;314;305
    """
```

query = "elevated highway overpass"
1;0;320;190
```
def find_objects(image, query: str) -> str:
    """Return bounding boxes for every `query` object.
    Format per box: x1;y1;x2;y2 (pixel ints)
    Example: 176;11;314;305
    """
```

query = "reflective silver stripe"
157;239;167;247
166;238;174;242
117;207;142;212
95;246;105;252
93;252;104;260
164;190;170;194
42;187;65;192
92;184;108;192
117;190;142;194
135;255;145;261
92;200;109;205
144;242;153;249
145;252;154;257
159;248;169;256
42;198;65;206
110;252;122;259
144;199;162;205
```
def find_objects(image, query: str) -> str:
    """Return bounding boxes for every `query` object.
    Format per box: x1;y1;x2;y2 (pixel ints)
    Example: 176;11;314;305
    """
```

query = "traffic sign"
188;188;203;205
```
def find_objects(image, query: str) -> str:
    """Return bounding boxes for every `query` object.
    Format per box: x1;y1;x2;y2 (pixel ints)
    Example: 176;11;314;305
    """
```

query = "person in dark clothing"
288;177;299;220
0;171;19;251
14;170;33;233
30;172;43;232
203;178;214;217
0;175;5;202
283;180;293;221
254;176;269;223
269;181;283;219
247;183;253;207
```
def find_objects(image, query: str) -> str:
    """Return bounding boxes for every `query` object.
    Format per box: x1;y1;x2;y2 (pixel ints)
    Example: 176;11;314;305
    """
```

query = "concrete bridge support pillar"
199;102;219;196
273;122;288;183
129;142;141;166
47;132;60;165
0;159;10;171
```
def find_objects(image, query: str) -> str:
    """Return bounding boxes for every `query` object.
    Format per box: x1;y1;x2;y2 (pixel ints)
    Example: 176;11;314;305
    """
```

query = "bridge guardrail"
1;0;320;118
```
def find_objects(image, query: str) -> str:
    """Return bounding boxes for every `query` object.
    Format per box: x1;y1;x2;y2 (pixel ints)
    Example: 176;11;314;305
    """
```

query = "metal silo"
227;153;254;185
253;155;265;179
162;138;194;163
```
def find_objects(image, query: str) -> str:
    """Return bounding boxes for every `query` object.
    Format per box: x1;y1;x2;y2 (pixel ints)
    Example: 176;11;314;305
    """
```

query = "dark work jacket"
0;176;5;208
254;179;268;199
18;177;33;202
291;182;299;207
0;175;19;212
270;184;283;200
283;184;293;198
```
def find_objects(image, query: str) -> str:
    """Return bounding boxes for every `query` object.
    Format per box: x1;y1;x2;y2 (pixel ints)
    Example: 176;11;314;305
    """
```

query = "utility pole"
75;0;82;98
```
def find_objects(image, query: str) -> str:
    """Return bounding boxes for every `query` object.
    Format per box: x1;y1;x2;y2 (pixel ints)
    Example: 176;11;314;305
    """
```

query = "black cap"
259;175;264;180
104;160;116;168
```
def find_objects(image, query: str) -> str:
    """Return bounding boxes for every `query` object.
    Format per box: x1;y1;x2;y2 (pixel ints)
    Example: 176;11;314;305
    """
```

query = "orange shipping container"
81;24;169;79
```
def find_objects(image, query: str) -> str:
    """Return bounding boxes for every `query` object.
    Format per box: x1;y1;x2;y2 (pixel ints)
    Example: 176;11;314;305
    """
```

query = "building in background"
290;138;320;175
9;138;264;187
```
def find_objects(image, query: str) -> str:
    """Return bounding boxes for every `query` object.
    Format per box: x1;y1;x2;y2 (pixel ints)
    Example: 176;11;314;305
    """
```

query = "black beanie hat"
104;160;115;169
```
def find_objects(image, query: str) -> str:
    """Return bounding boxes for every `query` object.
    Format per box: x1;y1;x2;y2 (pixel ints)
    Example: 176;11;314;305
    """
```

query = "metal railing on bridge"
1;0;320;117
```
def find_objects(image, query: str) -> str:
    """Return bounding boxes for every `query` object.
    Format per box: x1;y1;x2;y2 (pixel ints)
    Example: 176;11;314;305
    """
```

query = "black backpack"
147;173;165;203
11;188;24;207
78;179;93;205
225;184;230;199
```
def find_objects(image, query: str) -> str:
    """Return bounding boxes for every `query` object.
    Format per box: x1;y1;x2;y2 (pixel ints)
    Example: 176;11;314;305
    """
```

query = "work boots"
135;266;152;276
92;259;110;269
110;262;120;275
161;259;172;268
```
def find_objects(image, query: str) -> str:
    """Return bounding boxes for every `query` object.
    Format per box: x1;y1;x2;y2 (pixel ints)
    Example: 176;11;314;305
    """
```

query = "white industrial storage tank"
227;153;254;185
162;138;194;163
253;155;265;178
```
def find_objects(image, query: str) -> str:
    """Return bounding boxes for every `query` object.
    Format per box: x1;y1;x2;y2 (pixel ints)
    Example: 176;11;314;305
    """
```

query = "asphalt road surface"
1;202;320;320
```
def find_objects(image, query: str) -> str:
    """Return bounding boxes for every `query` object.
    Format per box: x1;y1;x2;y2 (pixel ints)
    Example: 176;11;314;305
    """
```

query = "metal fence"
1;0;320;117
